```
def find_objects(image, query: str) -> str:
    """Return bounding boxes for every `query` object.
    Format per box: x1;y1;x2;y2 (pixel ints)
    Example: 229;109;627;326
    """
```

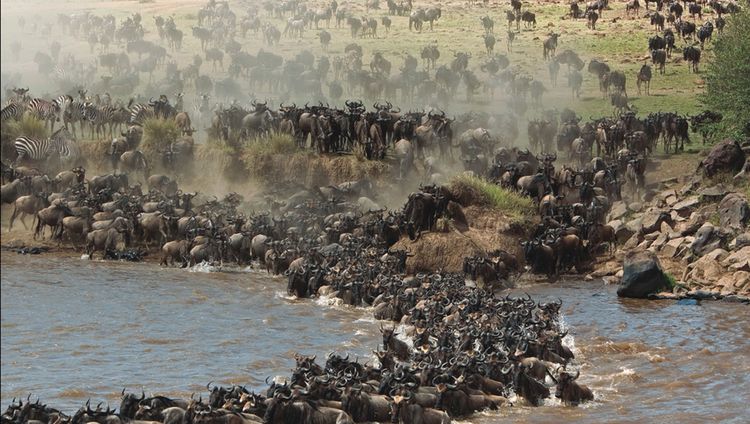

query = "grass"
665;271;677;289
142;118;179;154
2;114;49;141
449;173;534;220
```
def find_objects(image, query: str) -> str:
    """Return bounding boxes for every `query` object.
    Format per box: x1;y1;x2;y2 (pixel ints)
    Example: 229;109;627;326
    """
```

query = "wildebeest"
552;370;594;406
543;34;560;60
683;45;701;73
636;64;652;95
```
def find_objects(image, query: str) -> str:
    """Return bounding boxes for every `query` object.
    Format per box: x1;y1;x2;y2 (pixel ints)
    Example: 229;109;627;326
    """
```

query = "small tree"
703;10;750;140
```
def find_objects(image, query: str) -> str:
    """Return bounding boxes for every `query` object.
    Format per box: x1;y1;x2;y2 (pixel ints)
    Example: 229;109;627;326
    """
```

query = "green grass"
450;173;534;220
142;118;179;153
665;271;677;289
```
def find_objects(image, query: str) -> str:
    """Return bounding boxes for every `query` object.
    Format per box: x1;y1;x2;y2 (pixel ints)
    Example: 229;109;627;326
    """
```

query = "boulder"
617;251;671;298
660;221;673;234
608;202;628;221
686;255;725;282
629;202;644;212
733;158;750;181
623;233;641;249
679;211;709;236
661;237;685;258
699;184;730;202
705;248;730;262
665;195;678;207
722;246;750;270
729;233;750;251
699;139;745;178
612;220;634;244
715;271;750;295
640;209;673;235
690;223;722;256
650;232;669;250
718;193;750;230
672;196;700;218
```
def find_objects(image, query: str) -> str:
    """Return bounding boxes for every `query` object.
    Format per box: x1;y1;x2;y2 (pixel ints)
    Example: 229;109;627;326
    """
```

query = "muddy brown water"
1;253;748;423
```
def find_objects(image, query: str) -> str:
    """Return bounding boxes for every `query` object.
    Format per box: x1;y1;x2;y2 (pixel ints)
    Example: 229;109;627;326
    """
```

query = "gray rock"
729;233;750;250
608;202;628;221
629;202;644;212
699;184;730;202
690;223;723;256
705;248;730;262
641;210;672;235
661;237;685;258
660;221;673;234
618;220;639;244
698;139;746;178
718;193;750;230
617;251;671;298
644;232;660;241
623;233;642;250
651;232;669;250
672;197;700;217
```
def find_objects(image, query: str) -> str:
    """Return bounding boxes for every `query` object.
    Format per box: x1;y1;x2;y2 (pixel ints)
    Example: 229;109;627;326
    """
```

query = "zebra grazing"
13;128;79;170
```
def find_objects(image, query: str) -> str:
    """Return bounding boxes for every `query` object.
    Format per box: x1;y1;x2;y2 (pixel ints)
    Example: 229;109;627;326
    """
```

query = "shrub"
2;114;49;142
142;118;179;155
449;174;535;219
702;10;750;142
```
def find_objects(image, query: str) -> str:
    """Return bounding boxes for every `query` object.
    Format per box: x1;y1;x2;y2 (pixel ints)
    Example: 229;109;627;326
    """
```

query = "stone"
623;233;641;249
615;220;635;244
591;261;621;277
662;237;685;258
615;269;624;278
660;221;673;234
699;139;746;178
690;223;721;256
686;256;726;282
723;246;750;267
629;202;643;212
672;197;700;217
718;193;750;230
645;232;660;241
640;209;672;235
729;233;750;251
733;158;750;181
658;189;677;201
665;195;678;207
705;248;730;262
617;251;671;298
699;184;731;202
608;202;628;221
679;211;708;236
651;232;669;250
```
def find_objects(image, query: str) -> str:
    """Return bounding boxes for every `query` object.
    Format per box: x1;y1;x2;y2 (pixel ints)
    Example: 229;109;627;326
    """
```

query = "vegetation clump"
449;174;534;220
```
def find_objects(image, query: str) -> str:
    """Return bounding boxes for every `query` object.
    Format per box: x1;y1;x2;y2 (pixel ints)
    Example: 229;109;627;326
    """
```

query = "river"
1;253;748;423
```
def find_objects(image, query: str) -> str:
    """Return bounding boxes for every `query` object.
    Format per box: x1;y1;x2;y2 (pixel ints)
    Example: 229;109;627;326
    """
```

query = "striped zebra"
84;103;118;138
63;99;89;137
129;103;155;125
13;127;79;169
1;102;23;122
26;98;62;131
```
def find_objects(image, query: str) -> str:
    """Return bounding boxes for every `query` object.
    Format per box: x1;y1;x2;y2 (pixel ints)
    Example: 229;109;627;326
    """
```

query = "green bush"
449;174;535;220
142;118;179;154
702;10;750;141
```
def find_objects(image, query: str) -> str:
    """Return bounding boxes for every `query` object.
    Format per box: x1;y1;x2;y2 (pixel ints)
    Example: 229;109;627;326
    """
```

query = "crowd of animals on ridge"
1;0;742;125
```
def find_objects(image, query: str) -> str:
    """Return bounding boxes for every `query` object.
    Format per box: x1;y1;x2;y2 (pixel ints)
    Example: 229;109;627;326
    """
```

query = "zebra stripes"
13;128;79;166
1;102;22;122
26;98;61;130
129;103;155;125
84;104;118;138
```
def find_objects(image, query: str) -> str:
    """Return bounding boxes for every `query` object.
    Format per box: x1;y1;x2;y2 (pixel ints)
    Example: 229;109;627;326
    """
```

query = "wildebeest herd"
2;0;740;127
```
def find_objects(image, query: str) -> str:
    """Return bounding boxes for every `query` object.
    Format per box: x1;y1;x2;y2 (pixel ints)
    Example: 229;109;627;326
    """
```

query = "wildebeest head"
119;389;145;419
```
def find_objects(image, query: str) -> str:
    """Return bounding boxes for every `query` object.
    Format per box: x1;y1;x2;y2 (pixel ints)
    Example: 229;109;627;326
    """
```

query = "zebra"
84;103;118;138
26;98;62;131
1;102;23;122
129;102;155;125
13;127;79;169
63;99;89;137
